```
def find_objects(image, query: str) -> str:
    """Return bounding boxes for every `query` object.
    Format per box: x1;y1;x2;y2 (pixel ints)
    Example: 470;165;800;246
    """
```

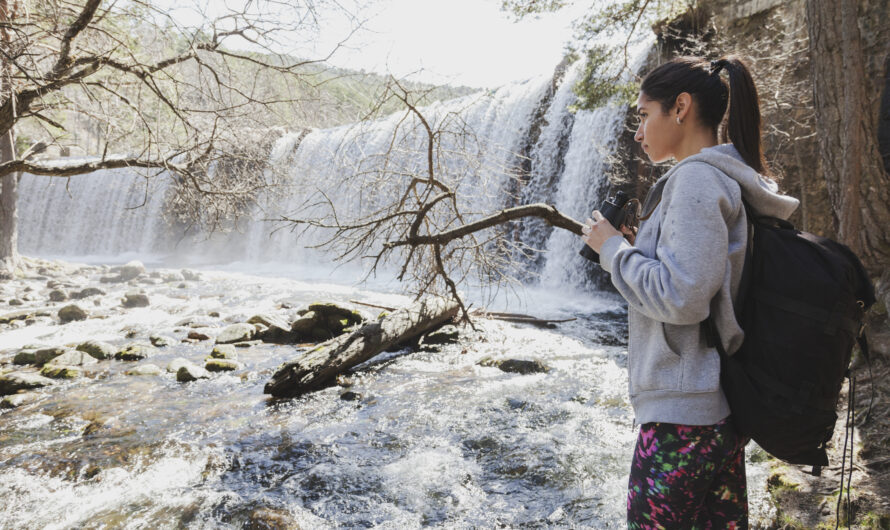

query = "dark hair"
640;56;769;175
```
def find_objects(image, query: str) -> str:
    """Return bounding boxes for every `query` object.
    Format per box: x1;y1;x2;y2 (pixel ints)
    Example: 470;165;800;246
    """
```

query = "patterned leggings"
627;418;748;529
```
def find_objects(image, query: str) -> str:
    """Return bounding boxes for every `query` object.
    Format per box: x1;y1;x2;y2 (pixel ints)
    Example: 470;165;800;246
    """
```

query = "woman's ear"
674;92;692;123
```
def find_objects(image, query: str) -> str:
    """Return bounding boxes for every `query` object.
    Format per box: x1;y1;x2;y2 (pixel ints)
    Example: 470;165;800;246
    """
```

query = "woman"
582;56;799;528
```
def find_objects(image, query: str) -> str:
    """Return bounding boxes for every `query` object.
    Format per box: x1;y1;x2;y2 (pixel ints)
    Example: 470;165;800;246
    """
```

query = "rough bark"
264;297;460;398
0;129;16;274
806;0;890;274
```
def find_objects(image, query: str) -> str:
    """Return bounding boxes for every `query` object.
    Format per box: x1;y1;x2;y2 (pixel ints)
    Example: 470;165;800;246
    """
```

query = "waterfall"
17;46;649;291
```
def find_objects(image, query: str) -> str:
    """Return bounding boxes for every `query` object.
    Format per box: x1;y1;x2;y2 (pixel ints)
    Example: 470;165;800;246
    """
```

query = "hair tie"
710;59;726;76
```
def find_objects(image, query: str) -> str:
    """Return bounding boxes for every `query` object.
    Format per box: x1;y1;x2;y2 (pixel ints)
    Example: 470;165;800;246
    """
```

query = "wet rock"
48;289;68;302
187;331;211;341
0;392;39;409
75;340;115;360
47;349;98;367
479;357;550;374
149;335;174;347
40;365;83;379
71;287;106;300
210;345;237;359
166;357;191;373
233;340;261;348
208;311;220;318
162;271;184;283
177;364;210;382
0;308;46;324
126;364;162;376
0;372;55;395
114;343;154;361
117;261;146;282
205;359;241;372
8;298;23;306
13;349;37;365
246;507;301;530
180;269;201;281
290;311;318;335
340;391;362;401
35;346;69;365
58;304;88;323
122;292;150;308
422;324;460;345
215;323;255;344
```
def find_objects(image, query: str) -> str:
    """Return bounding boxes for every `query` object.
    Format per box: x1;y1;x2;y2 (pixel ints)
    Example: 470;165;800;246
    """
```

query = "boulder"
13;349;37;365
117;261;146;282
48;289;68;302
122;292;150;308
215;323;256;344
149;335;174;347
0;372;55;395
210;345;237;359
114;343;154;361
126;364;162;376
290;311;318;334
0;392;39;409
8;298;23;306
307;302;365;327
1;309;36;324
177;364;210;382
76;340;116;360
40;365;83;379
187;331;211;341
205;359;241;372
250;313;295;343
479;357;550;375
35;346;69;365
421;324;460;345
71;287;105;299
166;357;191;373
58;304;88;323
46;349;98;367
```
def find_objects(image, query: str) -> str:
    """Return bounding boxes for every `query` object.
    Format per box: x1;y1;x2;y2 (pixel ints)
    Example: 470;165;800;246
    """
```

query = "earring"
676;117;682;125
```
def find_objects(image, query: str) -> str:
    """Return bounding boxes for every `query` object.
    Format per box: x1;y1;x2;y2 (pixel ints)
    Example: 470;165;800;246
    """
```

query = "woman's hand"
581;210;627;253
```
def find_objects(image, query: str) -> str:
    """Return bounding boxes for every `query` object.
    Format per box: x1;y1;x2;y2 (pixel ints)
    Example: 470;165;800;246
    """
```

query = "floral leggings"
627;418;748;529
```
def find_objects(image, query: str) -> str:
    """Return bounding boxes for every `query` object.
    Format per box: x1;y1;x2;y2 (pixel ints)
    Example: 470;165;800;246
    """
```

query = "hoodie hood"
681;143;800;220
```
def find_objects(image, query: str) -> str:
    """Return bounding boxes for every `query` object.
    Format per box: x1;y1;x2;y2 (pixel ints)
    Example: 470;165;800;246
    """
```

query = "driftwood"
348;300;574;327
264;297;460;398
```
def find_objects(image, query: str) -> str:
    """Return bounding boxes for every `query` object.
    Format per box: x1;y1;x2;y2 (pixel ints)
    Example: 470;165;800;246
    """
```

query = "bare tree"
0;0;368;274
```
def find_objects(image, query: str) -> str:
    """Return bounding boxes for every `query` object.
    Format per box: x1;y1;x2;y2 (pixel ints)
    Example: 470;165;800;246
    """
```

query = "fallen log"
264;296;460;398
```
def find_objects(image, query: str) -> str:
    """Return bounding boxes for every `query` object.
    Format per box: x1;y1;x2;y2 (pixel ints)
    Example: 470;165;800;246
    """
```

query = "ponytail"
640;55;770;175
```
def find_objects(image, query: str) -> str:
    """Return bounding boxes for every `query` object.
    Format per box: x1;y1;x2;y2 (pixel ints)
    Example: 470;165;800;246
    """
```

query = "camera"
579;190;631;263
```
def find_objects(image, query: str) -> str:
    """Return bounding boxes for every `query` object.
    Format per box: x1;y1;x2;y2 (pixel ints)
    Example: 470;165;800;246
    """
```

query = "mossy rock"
478;357;550;374
122;292;150;308
290;311;319;334
307;302;364;327
205;359;241;372
149;335;174;347
13;349;37;365
48;289;68;302
71;287;105;299
215;323;256;344
210;345;237;359
0;392;39;409
166;357;191;373
35;347;69;365
76;340;116;360
47;349;98;367
177;364;210;382
0;372;55;395
125;364;162;376
40;365;83;379
114;343;154;361
58;304;88;323
422;325;460;345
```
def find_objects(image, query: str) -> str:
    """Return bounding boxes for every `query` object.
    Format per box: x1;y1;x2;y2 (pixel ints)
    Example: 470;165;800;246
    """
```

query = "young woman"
582;56;799;528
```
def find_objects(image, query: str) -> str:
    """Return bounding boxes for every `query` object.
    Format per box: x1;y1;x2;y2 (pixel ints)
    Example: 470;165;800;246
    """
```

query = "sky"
159;0;587;89
311;0;587;88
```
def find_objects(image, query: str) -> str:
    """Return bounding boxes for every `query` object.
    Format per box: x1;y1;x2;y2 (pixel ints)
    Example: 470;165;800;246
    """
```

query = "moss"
767;467;801;492
40;365;82;379
860;511;890;529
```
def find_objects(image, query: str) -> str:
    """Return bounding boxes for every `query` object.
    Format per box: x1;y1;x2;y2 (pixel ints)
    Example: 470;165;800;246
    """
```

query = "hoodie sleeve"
599;163;741;325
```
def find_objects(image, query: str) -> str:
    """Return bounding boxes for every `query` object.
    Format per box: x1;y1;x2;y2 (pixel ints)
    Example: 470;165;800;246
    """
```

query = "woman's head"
634;56;769;175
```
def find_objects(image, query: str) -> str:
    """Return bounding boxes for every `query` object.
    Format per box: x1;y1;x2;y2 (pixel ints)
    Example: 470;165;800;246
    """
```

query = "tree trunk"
806;0;890;275
264;297;460;398
0;128;16;275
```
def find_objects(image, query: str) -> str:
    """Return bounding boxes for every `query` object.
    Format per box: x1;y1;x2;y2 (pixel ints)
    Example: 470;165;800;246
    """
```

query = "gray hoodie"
599;144;799;426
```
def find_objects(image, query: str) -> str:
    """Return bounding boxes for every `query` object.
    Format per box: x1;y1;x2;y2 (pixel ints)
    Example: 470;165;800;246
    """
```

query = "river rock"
210;345;237;359
118;261;146;281
308;302;365;327
166;357;191;373
40;365;83;379
187;331;211;341
421;324;460;345
58;304;88;323
114;343;154;361
72;287;105;299
122;292;150;308
246;507;301;530
0;372;55;395
290;311;318;335
8;298;23;306
180;269;202;281
479;358;550;375
177;364;210;382
249;314;295;343
149;335;174;347
13;349;37;365
205;359;241;372
35;346;69;365
162;271;184;283
48;289;68;302
0;392;39;409
215;323;255;344
76;340;116;360
47;349;98;367
126;364;162;376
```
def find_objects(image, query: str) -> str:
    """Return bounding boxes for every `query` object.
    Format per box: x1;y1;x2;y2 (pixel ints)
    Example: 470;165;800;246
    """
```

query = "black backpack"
708;203;876;469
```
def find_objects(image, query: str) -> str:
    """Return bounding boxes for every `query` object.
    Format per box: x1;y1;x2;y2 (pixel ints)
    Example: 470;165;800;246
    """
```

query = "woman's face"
633;93;678;163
